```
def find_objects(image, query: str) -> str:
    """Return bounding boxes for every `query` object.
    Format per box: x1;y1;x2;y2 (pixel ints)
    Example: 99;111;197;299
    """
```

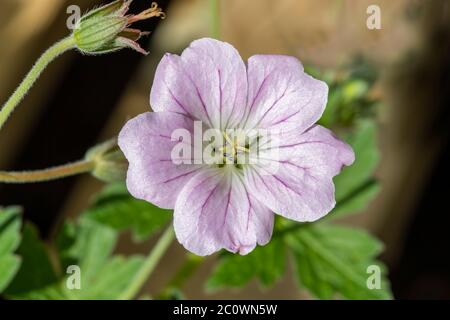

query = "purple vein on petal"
178;62;215;128
251;74;293;130
243;69;275;128
259;140;332;152
198;175;222;223
264;87;315;128
162;168;201;184
163;78;192;117
218;69;223;129
221;177;233;228
254;165;303;198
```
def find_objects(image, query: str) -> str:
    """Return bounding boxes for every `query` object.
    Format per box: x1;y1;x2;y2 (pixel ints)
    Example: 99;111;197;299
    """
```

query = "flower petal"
174;168;274;256
244;125;354;222
244;55;328;133
150;38;248;129
118;111;202;209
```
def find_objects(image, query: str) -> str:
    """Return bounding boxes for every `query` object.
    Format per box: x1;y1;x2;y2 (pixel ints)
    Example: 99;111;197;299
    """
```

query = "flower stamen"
128;2;166;24
218;131;250;166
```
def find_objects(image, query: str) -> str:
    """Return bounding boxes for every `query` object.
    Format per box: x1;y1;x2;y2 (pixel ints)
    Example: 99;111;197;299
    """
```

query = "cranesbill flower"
118;38;355;256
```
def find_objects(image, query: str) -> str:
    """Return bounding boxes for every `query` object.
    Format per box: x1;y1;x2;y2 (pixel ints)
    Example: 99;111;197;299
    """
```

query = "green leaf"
4;223;58;297
0;207;22;293
289;239;334;299
319;85;343;127
319;79;371;128
288;224;392;300
206;239;286;291
83;183;171;241
0;207;22;256
6;219;144;300
56;218;117;281
331;180;380;219
55;218;145;300
69;254;144;300
331;120;380;219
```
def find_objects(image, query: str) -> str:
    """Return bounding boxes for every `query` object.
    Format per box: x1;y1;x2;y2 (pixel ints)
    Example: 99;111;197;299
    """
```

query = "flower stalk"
0;138;127;184
0;160;94;184
0;36;76;131
119;225;175;300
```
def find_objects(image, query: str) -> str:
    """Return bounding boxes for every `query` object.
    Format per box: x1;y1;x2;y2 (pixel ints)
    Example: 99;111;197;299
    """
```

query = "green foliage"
207;223;391;300
4;224;57;296
331;120;380;219
5;219;144;300
0;207;22;293
331;181;380;220
83;183;172;241
207;239;286;291
1;182;173;300
288;224;391;300
313;58;379;129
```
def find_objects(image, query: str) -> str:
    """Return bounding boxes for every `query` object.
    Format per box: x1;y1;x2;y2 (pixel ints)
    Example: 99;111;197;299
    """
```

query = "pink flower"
118;38;354;256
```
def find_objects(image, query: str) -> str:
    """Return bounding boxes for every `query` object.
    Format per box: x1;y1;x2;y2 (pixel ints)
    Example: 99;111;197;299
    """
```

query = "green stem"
119;225;175;300
0;36;76;131
0;159;95;183
210;0;220;39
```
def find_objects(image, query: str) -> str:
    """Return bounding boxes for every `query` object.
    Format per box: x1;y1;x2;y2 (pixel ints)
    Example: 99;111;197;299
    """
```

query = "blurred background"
0;0;449;299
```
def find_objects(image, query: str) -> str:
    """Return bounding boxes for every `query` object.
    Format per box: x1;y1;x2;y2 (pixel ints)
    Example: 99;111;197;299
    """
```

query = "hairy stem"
0;160;95;183
119;225;175;300
0;36;76;131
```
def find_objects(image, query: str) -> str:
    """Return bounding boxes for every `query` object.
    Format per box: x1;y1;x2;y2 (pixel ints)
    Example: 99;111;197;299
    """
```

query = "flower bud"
85;139;128;182
73;0;165;55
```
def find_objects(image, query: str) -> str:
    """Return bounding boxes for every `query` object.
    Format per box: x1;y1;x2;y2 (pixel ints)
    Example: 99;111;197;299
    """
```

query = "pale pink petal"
244;125;354;222
118;112;203;209
174;169;274;256
244;55;328;133
150;38;248;129
120;38;356;257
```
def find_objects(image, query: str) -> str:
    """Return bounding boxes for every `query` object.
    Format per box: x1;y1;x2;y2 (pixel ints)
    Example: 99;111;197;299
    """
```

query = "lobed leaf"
288;224;392;300
0;207;22;293
206;239;286;291
83;183;172;241
5;219;144;300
